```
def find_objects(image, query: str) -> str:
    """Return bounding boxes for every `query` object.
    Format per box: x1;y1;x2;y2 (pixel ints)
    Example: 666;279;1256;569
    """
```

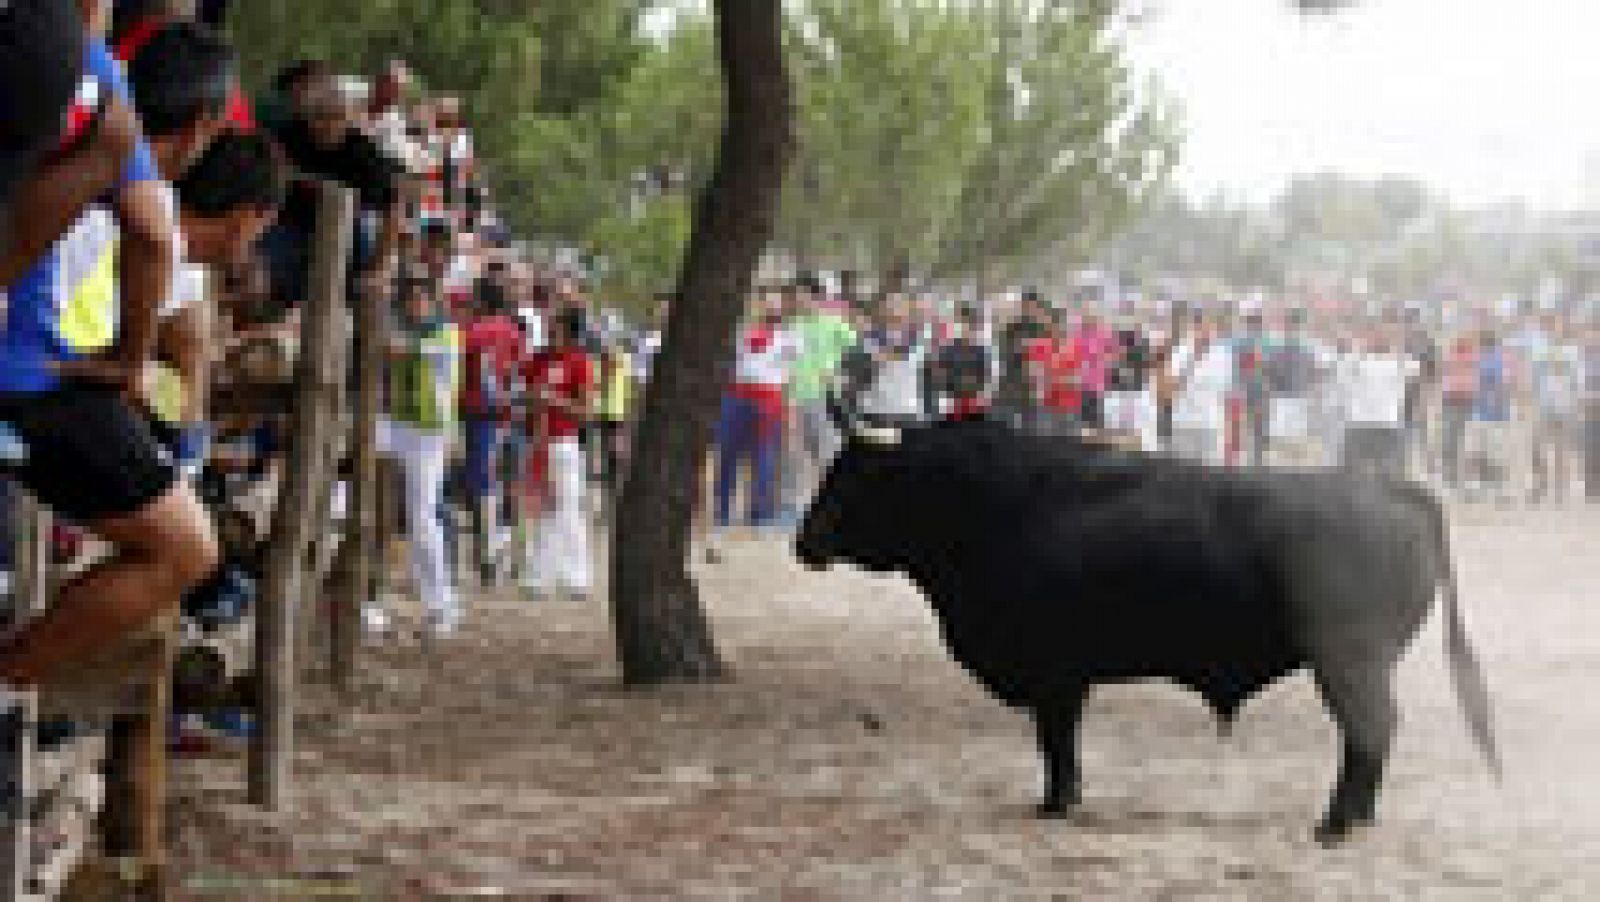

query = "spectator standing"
592;319;636;499
1165;314;1233;465
1337;326;1418;479
521;307;597;600
459;273;523;584
1101;305;1155;450
781;277;857;521
1023;308;1087;434
925;304;994;421
1525;314;1584;503
1230;309;1273;466
380;277;463;636
1071;306;1115;430
1463;329;1517;501
1439;331;1479;489
993;289;1052;427
1263;310;1322;467
714;301;797;536
1401;311;1440;476
856;298;931;425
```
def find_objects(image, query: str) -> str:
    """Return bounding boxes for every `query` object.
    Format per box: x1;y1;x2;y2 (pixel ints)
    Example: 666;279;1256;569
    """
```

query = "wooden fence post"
1;491;46;898
328;270;385;694
248;180;355;809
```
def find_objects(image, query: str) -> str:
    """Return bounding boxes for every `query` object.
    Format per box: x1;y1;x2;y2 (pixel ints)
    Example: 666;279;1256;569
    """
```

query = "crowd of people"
707;279;1600;544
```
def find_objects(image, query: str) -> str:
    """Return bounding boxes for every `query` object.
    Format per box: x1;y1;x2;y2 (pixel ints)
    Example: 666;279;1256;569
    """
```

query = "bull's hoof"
1035;798;1080;820
1314;815;1374;846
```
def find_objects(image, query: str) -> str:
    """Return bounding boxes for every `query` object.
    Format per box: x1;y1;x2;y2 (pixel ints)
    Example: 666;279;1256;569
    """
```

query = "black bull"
795;417;1501;842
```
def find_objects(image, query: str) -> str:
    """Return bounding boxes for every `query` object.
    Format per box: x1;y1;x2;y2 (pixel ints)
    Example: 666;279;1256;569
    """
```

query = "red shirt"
1025;336;1086;414
460;314;523;422
522;347;594;440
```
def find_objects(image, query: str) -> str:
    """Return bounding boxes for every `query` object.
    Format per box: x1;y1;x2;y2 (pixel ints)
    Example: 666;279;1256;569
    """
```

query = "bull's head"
795;395;917;573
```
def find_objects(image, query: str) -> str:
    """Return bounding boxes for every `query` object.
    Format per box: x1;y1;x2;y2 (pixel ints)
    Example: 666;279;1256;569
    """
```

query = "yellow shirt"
598;349;634;421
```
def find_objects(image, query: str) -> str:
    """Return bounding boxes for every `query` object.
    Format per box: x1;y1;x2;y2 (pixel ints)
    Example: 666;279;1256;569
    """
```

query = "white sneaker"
425;612;461;638
361;604;391;635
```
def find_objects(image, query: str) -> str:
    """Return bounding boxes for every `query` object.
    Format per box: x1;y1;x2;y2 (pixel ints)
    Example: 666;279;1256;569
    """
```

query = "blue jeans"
463;418;508;501
714;395;781;528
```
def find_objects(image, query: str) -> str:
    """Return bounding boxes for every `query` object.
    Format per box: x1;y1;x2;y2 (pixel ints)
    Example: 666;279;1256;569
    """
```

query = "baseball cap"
0;0;86;206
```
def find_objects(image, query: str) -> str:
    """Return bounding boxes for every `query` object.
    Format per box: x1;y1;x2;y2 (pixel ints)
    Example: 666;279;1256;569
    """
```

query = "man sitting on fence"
0;3;219;700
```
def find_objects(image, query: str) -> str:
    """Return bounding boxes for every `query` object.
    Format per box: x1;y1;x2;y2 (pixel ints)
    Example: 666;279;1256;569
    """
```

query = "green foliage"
932;1;1177;284
781;0;1177;289
228;0;1173;299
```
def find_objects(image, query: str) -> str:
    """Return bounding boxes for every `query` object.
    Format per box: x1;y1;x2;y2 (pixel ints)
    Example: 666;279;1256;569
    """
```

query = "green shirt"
388;318;463;431
786;312;858;403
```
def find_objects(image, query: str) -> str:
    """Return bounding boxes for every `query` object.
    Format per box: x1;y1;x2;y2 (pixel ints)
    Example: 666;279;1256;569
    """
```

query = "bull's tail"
1412;485;1503;778
1442;561;1503;778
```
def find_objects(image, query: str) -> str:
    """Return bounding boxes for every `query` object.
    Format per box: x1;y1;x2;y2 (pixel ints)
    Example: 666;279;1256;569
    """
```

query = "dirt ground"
168;501;1600;900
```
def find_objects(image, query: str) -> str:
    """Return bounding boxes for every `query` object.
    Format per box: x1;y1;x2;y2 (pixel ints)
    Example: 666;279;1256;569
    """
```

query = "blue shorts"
463;419;508;499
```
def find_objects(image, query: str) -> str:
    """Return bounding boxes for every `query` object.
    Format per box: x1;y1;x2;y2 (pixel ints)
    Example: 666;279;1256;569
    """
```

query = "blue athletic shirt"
0;38;161;395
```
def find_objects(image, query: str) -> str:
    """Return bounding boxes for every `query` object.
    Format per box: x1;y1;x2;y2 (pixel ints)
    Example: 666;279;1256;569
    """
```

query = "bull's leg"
1312;664;1398;843
1032;685;1088;818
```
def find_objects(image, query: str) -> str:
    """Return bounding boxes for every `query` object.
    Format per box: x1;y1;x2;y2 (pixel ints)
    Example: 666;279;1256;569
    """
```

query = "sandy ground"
168;501;1600;899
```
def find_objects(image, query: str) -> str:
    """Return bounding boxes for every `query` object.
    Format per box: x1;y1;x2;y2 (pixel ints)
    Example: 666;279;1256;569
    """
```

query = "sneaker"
425;612;461;639
361;604;392;635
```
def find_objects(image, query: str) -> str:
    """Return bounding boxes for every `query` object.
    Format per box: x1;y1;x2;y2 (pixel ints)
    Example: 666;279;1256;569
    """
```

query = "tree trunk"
610;0;794;686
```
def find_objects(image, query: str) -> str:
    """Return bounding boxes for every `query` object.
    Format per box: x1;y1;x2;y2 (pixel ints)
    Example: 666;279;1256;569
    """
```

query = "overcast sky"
1127;0;1600;209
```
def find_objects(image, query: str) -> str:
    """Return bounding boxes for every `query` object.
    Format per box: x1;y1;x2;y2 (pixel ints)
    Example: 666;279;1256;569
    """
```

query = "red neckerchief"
745;324;775;354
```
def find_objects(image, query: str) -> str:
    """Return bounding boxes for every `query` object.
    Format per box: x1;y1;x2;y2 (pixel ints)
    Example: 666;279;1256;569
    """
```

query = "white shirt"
517;308;547;354
54;182;196;330
1168;340;1234;430
860;344;929;419
734;327;799;388
1340;352;1419;427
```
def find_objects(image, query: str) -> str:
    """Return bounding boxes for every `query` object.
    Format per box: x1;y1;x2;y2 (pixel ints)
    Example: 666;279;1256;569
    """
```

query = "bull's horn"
856;425;901;446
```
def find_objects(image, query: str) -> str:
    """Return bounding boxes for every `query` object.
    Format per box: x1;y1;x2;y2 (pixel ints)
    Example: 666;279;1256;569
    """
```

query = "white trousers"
1103;390;1160;453
527;437;593;593
1169;425;1224;466
379;420;458;624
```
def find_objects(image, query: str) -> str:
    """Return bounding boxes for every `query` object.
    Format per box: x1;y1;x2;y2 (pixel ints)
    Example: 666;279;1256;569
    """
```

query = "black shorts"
0;383;178;522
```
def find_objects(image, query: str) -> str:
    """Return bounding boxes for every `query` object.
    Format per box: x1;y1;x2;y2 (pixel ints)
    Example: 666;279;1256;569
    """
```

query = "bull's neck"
893;490;988;596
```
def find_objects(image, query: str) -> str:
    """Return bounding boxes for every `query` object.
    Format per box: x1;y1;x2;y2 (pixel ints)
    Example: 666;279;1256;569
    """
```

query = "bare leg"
0;484;217;686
